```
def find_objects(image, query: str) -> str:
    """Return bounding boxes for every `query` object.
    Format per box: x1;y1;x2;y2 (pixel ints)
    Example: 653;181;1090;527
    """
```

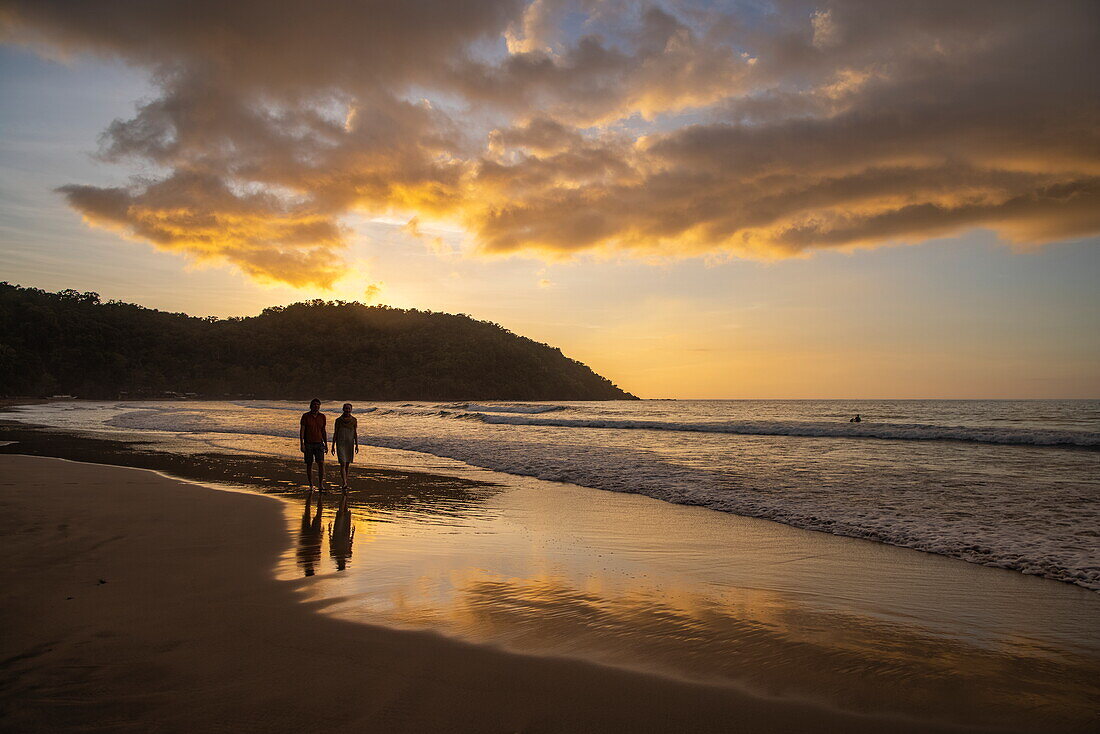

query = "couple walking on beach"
299;398;358;492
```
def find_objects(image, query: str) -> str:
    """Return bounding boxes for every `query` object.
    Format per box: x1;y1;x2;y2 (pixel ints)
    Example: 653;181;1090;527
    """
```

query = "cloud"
454;4;754;125
402;216;456;256
363;282;384;301
58;172;346;287
2;0;1097;287
811;9;840;49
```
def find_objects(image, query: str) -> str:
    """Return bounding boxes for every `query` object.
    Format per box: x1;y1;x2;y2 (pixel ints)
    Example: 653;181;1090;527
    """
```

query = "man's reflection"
296;491;324;576
329;491;356;571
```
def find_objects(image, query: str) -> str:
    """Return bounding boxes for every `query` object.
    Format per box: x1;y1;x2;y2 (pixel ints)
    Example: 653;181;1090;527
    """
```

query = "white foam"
351;432;1100;592
467;414;1100;447
459;403;566;414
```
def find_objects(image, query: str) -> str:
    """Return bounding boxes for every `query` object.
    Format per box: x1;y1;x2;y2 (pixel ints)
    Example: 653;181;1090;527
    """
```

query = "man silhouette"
300;398;327;493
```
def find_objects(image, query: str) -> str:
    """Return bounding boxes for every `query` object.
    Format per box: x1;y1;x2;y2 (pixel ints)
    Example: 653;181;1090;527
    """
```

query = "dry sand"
0;454;993;733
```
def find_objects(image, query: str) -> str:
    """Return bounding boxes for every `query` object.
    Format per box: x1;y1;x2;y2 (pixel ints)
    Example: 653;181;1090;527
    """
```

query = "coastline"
13;396;1092;593
0;453;998;733
1;416;1098;731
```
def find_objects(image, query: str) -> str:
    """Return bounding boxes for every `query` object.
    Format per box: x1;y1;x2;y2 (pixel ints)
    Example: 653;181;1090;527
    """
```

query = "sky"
1;0;1098;398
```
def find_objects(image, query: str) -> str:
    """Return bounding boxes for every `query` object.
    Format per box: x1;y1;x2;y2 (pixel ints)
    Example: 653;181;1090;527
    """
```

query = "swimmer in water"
850;414;862;423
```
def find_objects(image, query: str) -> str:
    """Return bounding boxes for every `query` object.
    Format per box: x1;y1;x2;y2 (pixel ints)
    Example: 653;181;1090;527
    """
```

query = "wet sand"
290;480;1100;731
0;454;995;733
1;422;1098;732
0;420;494;503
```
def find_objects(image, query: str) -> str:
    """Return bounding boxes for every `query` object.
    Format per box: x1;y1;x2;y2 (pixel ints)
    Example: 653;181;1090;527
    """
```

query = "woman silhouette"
331;403;358;490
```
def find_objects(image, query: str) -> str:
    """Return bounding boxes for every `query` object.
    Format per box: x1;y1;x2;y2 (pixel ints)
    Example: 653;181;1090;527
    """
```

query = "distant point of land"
0;283;636;401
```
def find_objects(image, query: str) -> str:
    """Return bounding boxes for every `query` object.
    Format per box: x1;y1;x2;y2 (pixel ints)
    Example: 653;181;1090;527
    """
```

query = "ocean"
9;398;1100;591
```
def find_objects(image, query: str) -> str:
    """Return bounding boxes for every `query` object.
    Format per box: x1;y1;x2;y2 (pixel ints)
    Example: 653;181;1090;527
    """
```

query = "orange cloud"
2;0;1096;286
363;282;384;301
59;173;346;287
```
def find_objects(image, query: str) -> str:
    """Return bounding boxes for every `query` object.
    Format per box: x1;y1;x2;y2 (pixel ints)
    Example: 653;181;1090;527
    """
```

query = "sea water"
9;398;1100;590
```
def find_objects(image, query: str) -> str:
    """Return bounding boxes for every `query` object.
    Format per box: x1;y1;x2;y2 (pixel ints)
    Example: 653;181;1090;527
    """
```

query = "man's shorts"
303;442;326;465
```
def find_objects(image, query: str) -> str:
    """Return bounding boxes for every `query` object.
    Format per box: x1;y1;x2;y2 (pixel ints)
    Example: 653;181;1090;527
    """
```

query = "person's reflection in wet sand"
328;491;356;571
296;491;324;577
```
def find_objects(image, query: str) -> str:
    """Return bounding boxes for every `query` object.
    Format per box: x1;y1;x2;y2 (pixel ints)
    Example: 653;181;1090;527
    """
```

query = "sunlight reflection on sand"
279;471;1100;730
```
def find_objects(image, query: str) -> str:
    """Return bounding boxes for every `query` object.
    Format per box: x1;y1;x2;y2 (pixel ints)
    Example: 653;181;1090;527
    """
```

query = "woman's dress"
334;415;357;464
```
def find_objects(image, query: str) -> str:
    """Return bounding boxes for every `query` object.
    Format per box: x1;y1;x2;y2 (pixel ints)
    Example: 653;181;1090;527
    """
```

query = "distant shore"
0;454;994;733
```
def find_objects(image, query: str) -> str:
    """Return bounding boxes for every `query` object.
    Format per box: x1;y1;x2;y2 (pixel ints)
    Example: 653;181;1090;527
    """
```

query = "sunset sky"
1;0;1097;398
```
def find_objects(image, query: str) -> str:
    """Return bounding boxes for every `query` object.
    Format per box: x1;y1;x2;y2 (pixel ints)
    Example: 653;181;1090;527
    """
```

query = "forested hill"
0;283;636;401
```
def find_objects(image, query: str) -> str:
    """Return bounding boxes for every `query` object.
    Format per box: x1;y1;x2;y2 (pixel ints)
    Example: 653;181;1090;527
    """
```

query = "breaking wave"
463;414;1100;448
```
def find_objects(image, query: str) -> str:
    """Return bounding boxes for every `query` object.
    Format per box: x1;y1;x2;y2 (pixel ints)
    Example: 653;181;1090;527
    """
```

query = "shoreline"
0;453;995;733
4;408;1097;596
0;419;495;498
2;419;1099;731
3;417;1095;597
7;396;1094;595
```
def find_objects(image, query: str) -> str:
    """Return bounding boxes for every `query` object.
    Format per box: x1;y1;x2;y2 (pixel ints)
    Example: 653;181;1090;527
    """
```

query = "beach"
18;398;1097;590
2;418;1098;732
0;454;990;733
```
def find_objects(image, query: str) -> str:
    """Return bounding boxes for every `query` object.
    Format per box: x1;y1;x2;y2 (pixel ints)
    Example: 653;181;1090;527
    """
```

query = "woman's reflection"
329;491;356;571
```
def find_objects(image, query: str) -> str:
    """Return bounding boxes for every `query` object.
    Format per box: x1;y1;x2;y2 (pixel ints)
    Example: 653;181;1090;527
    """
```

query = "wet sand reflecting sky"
281;471;1100;732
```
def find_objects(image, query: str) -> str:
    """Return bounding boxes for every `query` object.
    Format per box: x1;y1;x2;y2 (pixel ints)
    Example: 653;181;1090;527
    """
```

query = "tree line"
0;283;636;401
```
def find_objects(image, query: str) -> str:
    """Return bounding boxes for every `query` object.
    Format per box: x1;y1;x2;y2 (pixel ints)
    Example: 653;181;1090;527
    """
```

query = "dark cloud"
2;0;1096;285
2;0;520;94
451;4;753;124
